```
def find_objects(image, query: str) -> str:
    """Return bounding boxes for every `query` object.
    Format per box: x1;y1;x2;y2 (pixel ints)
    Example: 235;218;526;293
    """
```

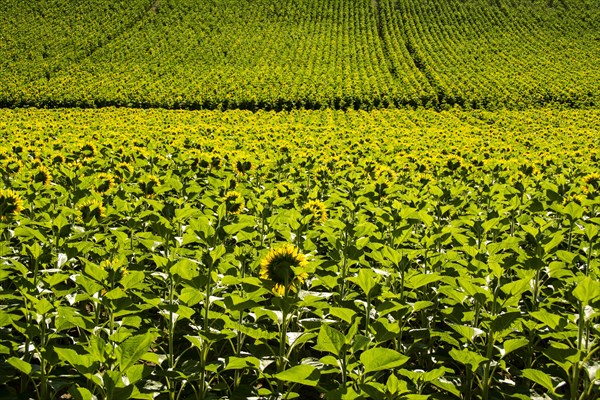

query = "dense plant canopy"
0;108;599;399
1;0;598;110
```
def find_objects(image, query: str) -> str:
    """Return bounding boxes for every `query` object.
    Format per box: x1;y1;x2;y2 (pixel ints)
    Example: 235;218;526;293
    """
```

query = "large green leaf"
449;349;487;372
521;369;556;394
314;324;346;357
360;348;409;373
116;333;155;372
274;364;320;386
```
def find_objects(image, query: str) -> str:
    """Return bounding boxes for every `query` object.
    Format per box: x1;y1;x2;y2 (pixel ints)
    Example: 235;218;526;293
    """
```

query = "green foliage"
0;0;598;109
0;107;599;399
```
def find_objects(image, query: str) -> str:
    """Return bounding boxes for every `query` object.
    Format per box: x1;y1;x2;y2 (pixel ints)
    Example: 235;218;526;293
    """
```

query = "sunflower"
233;158;253;175
32;165;52;186
563;193;586;206
259;244;308;297
93;172;116;195
375;165;397;183
80;143;97;159
1;157;22;175
190;151;212;171
77;199;105;223
114;162;134;183
51;153;66;165
313;165;331;182
0;189;24;221
582;173;600;195
139;175;161;198
210;154;223;170
302;199;328;225
224;191;245;215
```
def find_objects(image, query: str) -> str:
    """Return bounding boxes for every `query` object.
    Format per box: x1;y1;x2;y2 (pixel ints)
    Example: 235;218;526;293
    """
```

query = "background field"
1;1;600;399
1;0;599;110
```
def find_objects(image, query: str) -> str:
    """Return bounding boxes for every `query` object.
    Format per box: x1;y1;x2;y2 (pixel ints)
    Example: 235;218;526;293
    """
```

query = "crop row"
1;0;598;110
0;108;599;399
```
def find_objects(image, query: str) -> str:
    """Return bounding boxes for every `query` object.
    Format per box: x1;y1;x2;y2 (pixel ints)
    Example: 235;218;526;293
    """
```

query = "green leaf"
501;338;528;357
360;348;409;373
170;258;199;280
543;233;564;254
449;349;487;372
223;356;261;371
274;364;320;386
116;333;155;372
573;276;600;305
530;310;565;330
7;357;32;375
406;273;441;290
521;369;556;394
314;324;346;357
55;348;96;374
69;387;94;400
329;307;356;323
350;268;380;297
448;324;484;342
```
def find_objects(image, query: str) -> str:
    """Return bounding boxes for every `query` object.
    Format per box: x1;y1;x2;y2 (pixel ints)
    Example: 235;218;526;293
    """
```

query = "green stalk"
481;332;494;400
571;301;585;400
277;298;289;394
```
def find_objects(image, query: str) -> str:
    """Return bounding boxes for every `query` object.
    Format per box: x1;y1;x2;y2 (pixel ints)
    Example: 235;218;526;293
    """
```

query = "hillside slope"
1;0;598;110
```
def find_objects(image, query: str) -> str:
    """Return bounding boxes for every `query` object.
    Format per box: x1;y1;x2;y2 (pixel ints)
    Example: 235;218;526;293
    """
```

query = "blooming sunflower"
77;199;105;223
260;244;308;297
1;157;23;175
32;165;52;186
233;158;253;175
302;199;328;225
51;153;66;165
582;173;600;194
93;172;116;195
80;143;97;159
375;165;397;183
0;189;24;221
224;191;245;215
139;175;161;198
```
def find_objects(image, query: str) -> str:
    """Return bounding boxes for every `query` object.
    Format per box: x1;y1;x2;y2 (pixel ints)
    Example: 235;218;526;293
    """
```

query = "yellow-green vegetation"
1;0;598;109
0;108;599;399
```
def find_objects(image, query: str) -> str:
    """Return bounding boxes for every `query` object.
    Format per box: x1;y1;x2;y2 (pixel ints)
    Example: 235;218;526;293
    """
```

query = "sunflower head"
302;199;328;225
93;173;116;195
114;162;134;183
313;165;331;182
259;244;308;297
1;157;23;175
582;173;600;194
563;193;586;206
51;153;66;165
210;154;223;170
224;191;245;215
80;143;97;159
190;151;212;171
374;165;397;183
0;189;24;221
445;155;464;172
32;165;52;186
139;175;161;198
77;199;105;223
233;158;253;175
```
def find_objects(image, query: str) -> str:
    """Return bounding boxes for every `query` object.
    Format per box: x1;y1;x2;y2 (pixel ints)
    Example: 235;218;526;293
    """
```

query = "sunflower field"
1;0;599;110
0;108;599;399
